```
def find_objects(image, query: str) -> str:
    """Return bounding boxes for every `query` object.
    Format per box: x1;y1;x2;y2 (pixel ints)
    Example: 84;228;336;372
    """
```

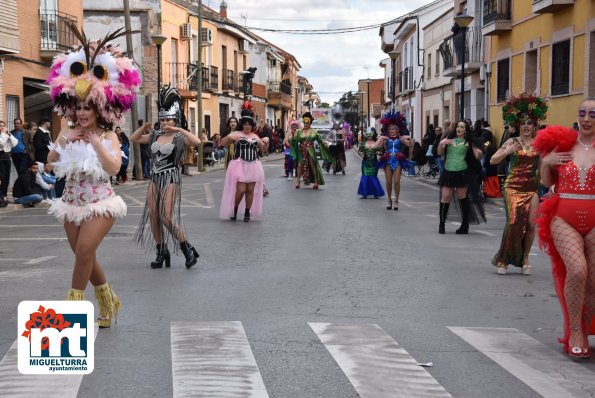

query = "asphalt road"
0;150;593;398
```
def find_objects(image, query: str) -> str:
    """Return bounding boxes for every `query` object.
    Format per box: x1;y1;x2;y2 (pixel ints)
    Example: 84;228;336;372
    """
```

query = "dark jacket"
33;129;51;163
13;171;37;197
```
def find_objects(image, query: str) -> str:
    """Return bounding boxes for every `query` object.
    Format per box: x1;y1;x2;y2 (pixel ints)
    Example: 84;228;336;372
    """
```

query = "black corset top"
234;137;259;162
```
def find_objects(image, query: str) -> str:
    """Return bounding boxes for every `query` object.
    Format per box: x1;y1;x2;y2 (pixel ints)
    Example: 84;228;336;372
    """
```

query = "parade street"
0;149;594;398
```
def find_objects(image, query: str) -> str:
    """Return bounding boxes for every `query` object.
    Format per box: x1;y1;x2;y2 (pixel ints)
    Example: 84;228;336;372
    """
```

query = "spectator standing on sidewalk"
223;116;239;170
12;160;43;207
0;120;18;202
10;118;30;175
23;121;37;161
33;118;52;163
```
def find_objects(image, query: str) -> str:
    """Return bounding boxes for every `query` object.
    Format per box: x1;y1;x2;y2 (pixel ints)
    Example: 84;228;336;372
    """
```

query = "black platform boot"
456;198;470;235
439;202;450;234
244;208;251;222
151;244;170;269
230;206;238;221
180;241;199;269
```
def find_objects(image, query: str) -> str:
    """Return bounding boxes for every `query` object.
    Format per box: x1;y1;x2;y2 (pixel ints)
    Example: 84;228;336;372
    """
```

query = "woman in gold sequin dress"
490;94;546;276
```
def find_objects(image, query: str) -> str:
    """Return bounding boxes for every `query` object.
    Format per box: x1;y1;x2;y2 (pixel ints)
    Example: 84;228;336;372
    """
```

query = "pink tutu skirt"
219;158;265;219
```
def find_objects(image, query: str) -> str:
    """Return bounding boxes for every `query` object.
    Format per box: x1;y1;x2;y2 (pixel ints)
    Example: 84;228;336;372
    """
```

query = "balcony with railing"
267;81;293;109
440;26;483;78
40;11;78;59
164;62;199;98
201;66;210;91
222;69;236;92
401;66;414;93
532;0;573;14
209;66;219;91
482;0;512;36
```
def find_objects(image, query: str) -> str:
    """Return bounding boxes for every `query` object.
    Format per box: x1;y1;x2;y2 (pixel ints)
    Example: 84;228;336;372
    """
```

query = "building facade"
483;0;595;140
0;0;84;134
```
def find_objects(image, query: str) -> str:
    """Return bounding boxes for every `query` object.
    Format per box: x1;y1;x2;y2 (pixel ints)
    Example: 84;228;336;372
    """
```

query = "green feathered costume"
290;129;331;185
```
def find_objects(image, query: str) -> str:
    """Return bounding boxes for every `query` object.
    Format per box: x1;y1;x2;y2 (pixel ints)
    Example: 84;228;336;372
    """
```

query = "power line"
228;15;386;22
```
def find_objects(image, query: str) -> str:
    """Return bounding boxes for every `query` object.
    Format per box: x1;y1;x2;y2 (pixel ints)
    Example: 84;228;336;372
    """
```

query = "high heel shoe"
313;183;319;190
95;283;121;328
244;209;251;222
180;241;199;269
295;181;300;189
394;201;399;211
386;199;393;210
568;327;589;358
151;244;170;269
230;206;238;221
66;288;85;301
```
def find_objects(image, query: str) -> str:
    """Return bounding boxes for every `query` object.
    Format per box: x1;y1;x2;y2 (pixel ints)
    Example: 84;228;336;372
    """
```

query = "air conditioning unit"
238;39;249;54
181;23;192;40
201;28;213;46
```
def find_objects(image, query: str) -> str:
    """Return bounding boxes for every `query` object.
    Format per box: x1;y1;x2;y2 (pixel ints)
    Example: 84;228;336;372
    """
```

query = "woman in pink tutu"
219;107;269;222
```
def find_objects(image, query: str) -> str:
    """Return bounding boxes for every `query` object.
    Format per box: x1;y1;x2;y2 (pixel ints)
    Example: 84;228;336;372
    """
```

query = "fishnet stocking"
551;217;588;350
583;228;595;333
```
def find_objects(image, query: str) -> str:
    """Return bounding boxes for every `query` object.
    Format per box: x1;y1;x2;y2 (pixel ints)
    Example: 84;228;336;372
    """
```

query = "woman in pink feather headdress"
46;25;141;327
534;97;595;358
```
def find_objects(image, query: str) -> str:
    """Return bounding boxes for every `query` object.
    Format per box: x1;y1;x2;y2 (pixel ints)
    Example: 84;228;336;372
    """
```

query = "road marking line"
117;191;145;206
171;321;269;398
203;183;214;206
448;327;595;398
24;256;56;265
309;323;452;398
0;325;98;398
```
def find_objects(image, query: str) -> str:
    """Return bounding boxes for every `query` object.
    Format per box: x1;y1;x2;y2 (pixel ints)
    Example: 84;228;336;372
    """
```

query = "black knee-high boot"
456;198;470;234
439;202;449;234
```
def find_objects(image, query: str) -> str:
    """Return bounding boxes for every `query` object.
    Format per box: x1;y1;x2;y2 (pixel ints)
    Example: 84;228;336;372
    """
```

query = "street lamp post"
453;14;474;122
151;33;167;94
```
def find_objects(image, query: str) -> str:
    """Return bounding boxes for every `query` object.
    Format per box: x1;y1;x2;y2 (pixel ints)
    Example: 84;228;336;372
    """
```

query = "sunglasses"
578;109;595;119
520;119;534;126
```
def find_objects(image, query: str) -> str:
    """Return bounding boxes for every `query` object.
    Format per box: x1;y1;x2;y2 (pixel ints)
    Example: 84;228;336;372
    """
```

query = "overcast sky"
213;0;435;105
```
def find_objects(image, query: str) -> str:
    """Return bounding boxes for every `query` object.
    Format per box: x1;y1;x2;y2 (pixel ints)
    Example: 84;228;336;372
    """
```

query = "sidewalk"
0;152;286;213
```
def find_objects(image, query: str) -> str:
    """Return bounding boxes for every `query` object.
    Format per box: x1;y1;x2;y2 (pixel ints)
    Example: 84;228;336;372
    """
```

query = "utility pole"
196;1;204;172
123;0;142;180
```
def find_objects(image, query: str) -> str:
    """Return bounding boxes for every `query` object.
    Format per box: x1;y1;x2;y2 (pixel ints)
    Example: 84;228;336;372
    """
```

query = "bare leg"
393;166;402;206
307;155;319;185
384;166;393;202
522;193;540;265
245;182;256;209
70;216;115;290
296;162;302;182
160;184;186;242
441;186;454;203
235;182;247;207
147;182;162;244
551;216;588;352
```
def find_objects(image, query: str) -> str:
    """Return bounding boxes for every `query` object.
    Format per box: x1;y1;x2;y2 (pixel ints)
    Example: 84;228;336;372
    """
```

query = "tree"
335;91;361;128
319;102;330;108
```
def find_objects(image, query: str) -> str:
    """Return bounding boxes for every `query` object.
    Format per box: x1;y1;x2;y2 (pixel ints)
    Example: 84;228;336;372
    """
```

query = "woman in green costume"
285;112;331;189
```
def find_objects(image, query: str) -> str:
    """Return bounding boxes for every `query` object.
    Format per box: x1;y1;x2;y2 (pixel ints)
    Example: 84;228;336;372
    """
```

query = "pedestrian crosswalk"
1;323;594;397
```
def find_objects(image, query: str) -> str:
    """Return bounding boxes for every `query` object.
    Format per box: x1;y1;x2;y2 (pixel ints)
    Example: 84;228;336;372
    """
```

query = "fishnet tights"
551;217;595;350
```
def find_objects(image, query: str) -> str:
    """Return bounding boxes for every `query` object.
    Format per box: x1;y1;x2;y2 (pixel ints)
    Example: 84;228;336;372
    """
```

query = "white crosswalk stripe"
309;322;452;398
0;325;98;398
171;321;269;398
449;327;595;398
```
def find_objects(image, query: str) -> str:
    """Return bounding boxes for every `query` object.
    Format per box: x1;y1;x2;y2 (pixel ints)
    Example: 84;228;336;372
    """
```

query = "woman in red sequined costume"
534;98;595;358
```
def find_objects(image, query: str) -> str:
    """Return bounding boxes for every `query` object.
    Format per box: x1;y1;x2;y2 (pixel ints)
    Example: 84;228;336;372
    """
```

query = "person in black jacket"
12;160;43;207
33;118;52;163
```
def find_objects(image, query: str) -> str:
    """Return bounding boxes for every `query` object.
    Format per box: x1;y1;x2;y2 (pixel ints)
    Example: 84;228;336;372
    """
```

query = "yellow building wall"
488;0;593;143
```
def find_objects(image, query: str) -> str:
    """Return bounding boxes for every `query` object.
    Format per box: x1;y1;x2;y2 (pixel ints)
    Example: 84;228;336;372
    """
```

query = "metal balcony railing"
209;66;218;91
268;81;292;95
439;26;483;70
40;11;77;52
164;62;200;91
483;0;512;25
223;69;236;91
201;66;210;91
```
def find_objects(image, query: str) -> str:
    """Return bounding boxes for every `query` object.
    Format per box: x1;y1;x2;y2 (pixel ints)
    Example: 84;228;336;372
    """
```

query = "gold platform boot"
94;283;121;328
66;288;85;301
